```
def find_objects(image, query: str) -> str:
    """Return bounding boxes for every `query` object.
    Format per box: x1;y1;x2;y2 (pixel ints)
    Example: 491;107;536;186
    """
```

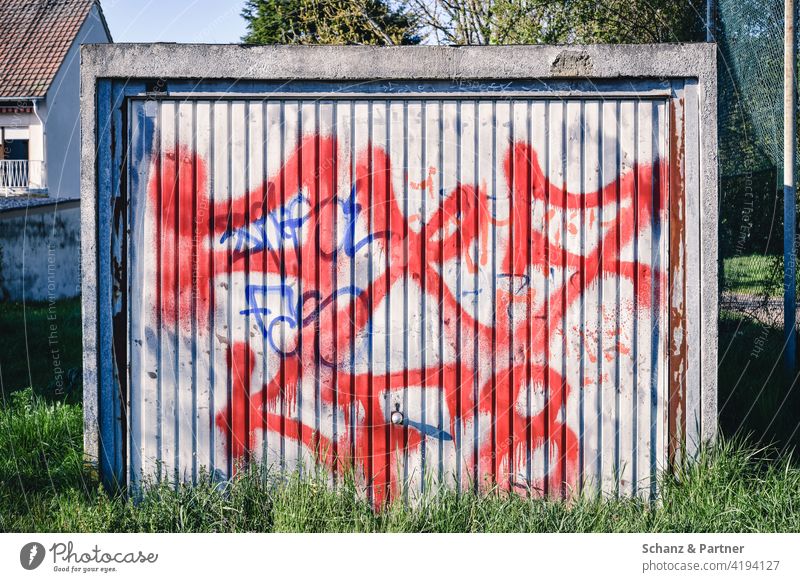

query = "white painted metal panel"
128;95;671;503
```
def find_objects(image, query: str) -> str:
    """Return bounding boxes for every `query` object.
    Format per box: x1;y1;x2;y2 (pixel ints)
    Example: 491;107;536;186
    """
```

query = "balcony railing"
0;160;45;196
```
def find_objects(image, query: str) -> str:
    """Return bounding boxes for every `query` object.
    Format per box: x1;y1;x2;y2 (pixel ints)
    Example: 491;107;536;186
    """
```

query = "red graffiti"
148;133;665;506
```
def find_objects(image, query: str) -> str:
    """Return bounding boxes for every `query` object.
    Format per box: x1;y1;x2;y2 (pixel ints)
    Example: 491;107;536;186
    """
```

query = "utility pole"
785;0;797;376
708;0;728;300
706;0;716;42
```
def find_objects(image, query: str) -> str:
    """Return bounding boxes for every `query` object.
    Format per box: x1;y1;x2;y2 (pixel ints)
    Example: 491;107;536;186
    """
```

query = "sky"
100;0;248;43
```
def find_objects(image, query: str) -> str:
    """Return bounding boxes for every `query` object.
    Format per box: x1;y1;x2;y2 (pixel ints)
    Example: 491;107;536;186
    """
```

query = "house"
0;0;111;301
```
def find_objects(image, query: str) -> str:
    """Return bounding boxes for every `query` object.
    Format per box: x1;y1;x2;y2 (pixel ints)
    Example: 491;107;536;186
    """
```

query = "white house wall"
0;4;112;302
40;3;110;199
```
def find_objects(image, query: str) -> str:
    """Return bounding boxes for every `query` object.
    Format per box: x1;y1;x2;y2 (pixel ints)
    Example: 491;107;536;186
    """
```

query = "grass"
0;297;83;404
1;387;799;533
718;311;800;454
722;253;795;297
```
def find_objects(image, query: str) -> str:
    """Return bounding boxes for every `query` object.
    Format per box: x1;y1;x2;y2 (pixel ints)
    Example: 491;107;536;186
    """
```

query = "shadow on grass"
718;311;800;455
0;297;83;405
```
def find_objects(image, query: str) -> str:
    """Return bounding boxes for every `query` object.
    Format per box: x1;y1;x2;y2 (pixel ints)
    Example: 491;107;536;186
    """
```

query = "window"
2;137;29;161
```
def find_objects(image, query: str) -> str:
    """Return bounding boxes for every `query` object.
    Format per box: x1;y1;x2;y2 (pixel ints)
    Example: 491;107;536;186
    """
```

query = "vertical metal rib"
437;100;445;486
507;101;516;491
578;100;585;493
383;100;392;496
543;99;551;495
155;100;163;482
471;100;479;492
614;99;622;496
402;99;410;500
190;100;198;482
277;100;286;473
348;100;357;472
208;101;216;478
313;101;322;467
295;101;304;477
260;99;268;468
419;99;427;494
632;99;639;495
490;99;497;485
331;99;339;482
366;99;374;502
525;99;533;493
454;99;463;491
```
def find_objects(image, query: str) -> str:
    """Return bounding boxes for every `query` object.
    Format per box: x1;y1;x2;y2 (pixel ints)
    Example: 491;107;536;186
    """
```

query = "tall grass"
2;388;799;533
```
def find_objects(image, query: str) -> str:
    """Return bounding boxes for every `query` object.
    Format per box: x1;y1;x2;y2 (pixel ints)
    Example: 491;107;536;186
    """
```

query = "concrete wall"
40;3;110;199
0;201;81;301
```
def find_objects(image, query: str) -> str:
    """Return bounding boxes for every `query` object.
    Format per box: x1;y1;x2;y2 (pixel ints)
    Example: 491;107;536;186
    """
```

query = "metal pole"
785;0;797;375
706;0;716;42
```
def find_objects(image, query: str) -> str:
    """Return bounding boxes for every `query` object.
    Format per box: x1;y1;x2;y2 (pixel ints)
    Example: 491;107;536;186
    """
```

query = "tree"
406;0;705;45
242;0;704;46
241;0;421;45
563;0;705;44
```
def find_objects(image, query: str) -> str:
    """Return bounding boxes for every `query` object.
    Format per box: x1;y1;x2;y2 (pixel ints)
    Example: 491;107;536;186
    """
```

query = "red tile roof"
0;0;102;98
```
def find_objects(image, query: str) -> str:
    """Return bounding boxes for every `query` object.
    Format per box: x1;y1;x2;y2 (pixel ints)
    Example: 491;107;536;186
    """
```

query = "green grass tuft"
0;388;85;493
723;254;784;296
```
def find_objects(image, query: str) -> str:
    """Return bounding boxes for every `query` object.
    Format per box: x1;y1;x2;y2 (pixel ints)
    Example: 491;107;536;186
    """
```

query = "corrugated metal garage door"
127;95;670;503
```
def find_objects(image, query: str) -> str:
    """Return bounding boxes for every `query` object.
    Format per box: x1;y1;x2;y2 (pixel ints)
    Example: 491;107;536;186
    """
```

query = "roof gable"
0;0;102;98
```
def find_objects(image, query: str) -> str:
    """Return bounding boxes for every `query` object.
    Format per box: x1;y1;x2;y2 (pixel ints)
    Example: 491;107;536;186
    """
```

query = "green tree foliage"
717;0;784;174
557;0;705;44
410;0;704;45
241;0;421;45
242;0;704;46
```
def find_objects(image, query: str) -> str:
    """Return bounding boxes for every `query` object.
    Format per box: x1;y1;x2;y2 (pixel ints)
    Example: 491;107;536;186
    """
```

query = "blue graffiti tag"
219;186;391;258
239;283;364;358
460;273;530;298
496;273;530;295
219;193;311;253
322;185;391;259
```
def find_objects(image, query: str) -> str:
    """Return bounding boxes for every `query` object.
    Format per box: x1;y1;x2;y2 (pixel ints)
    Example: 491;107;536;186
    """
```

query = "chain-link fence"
715;0;800;451
718;0;791;328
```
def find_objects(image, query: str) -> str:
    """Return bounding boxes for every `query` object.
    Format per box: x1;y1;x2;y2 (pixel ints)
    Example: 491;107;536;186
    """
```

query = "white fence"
0;159;44;195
